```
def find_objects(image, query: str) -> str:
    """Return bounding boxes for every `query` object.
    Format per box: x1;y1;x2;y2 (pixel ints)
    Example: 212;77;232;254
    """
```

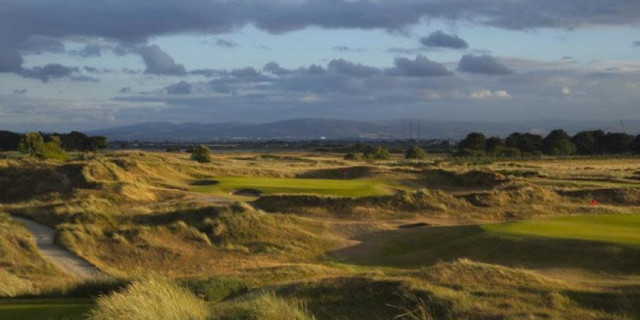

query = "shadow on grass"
329;224;640;274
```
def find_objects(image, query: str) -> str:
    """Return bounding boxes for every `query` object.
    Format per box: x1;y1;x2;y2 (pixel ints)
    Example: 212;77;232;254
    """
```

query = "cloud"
212;38;239;48
118;87;132;94
561;86;571;95
420;30;468;49
137;45;186;75
71;75;100;83
457;54;514;75
70;44;102;58
165;81;192;95
18;35;65;54
13;89;27;94
388;55;453;77
190;68;227;78
0;50;24;73
469;89;511;99
327;59;380;77
20;64;78;82
634;41;640;47
332;46;364;53
263;62;291;76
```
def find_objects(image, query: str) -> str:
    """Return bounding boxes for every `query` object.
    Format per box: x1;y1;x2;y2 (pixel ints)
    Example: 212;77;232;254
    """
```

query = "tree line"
0;130;107;159
457;130;640;157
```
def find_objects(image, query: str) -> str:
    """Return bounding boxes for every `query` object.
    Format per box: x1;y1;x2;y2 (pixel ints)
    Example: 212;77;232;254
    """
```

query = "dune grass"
483;214;640;247
190;175;393;197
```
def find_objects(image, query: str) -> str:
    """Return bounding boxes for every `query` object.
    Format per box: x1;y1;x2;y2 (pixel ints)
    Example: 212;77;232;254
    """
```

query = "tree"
505;132;543;153
601;132;633;154
19;132;45;157
485;136;505;156
41;136;69;160
89;136;108;151
571;131;598;155
631;135;640;154
405;145;427;159
459;132;486;151
543;129;576;155
190;144;212;163
363;146;390;161
0;130;21;151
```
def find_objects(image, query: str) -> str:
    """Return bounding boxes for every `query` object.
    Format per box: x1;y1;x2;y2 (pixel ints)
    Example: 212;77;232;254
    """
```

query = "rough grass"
211;292;315;320
86;276;208;320
0;299;93;320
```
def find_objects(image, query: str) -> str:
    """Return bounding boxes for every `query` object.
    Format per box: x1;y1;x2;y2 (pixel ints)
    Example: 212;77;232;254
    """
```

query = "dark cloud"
18;35;65;54
230;67;262;79
213;38;239;48
634;41;640;47
13;89;28;94
420;30;468;49
0;50;24;73
263;62;291;76
190;68;228;78
3;0;637;52
327;59;380;78
71;75;100;83
332;46;364;53
118;87;132;93
20;64;78;82
388;55;453;77
137;45;186;75
457;54;514;75
70;44;102;57
165;81;192;95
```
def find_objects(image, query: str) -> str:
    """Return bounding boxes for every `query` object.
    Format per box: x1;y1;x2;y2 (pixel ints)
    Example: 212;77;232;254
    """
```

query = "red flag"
590;199;598;206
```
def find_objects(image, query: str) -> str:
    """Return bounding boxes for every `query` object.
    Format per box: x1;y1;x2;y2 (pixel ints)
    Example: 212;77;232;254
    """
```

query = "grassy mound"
255;190;470;218
419;169;510;189
211;292;315;320
86;276;208;320
559;188;640;206
295;166;377;179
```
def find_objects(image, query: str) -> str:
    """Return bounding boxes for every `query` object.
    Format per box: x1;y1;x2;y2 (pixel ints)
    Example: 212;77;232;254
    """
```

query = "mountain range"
87;118;640;142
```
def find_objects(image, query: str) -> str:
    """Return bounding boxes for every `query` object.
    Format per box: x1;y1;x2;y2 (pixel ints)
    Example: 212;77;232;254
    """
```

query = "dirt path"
12;216;107;281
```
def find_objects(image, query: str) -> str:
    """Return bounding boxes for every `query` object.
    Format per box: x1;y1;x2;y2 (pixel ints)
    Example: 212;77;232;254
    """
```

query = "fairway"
0;299;93;320
484;214;640;247
190;176;393;197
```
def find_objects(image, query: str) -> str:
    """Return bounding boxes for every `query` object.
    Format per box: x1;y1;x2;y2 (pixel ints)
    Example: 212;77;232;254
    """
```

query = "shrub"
87;276;208;320
343;153;361;160
191;144;212;163
18;132;45;157
363;146;390;161
405;145;427;159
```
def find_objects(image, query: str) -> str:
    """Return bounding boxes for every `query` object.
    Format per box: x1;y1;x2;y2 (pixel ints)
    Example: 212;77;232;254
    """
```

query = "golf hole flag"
590;199;598;206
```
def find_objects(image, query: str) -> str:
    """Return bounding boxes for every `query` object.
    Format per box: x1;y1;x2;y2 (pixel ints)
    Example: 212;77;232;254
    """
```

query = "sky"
1;0;640;131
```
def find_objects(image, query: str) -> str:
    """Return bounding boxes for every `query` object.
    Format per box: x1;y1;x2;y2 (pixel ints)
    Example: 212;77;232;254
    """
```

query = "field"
0;150;639;319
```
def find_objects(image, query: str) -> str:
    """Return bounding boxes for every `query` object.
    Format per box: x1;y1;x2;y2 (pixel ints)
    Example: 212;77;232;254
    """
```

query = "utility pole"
417;120;421;141
620;119;627;134
411;120;414;140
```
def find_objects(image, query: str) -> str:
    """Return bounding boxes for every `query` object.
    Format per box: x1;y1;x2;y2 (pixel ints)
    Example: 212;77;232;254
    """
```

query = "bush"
343;153;361;160
87;276;208;320
453;148;487;158
363;146;390;161
191;144;212;163
18;132;45;157
405;145;427;159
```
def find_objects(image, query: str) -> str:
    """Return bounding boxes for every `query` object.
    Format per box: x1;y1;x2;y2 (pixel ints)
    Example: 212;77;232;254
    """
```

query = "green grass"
191;176;393;197
483;214;640;247
0;299;93;320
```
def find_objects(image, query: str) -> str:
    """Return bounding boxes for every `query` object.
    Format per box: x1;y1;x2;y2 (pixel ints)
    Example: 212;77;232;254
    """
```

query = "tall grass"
86;276;208;320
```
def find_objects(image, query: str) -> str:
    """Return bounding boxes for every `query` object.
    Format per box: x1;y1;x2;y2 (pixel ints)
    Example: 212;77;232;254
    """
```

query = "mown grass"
190;176;393;197
484;214;640;246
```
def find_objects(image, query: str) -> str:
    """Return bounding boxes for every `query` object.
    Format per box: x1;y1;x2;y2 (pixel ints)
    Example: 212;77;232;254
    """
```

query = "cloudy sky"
1;0;640;131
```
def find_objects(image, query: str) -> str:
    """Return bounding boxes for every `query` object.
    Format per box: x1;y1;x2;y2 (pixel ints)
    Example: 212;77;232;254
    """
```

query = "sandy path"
12;216;107;281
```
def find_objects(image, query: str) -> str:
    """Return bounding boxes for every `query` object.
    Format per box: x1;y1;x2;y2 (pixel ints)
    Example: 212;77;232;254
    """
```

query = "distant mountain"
87;118;640;142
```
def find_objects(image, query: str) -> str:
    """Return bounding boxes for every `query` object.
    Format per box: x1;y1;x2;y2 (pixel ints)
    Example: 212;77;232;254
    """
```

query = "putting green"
190;176;393;197
483;214;640;246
